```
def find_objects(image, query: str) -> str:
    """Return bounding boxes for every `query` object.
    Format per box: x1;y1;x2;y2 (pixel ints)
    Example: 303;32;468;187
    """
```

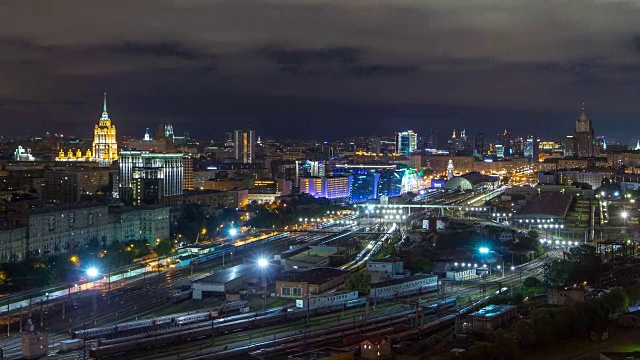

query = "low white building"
446;269;478;281
367;256;406;283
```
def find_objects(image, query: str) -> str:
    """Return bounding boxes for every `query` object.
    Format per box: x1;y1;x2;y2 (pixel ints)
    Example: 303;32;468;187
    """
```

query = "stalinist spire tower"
92;92;118;165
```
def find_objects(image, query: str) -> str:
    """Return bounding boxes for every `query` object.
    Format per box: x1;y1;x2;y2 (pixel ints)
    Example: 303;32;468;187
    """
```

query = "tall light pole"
257;258;269;311
86;267;99;325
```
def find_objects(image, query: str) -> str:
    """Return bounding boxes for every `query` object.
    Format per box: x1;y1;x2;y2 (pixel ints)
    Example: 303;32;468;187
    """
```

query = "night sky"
2;1;640;142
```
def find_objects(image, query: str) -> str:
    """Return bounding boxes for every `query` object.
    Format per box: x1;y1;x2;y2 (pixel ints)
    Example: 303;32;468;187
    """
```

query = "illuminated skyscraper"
234;130;256;163
93;93;118;165
119;151;183;206
574;105;594;158
396;130;417;155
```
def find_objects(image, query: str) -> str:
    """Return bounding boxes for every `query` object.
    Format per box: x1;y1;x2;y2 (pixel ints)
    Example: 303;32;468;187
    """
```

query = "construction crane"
195;227;207;244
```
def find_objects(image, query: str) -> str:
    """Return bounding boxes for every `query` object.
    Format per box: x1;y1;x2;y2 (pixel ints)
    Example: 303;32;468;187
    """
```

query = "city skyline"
3;2;640;141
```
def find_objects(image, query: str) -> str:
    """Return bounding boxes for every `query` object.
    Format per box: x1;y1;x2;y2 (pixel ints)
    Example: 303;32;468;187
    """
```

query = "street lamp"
621;211;629;227
257;258;269;311
86;267;99;279
229;228;238;237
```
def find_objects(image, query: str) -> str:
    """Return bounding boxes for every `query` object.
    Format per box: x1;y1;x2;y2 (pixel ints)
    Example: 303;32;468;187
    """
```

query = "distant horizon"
3;2;640;144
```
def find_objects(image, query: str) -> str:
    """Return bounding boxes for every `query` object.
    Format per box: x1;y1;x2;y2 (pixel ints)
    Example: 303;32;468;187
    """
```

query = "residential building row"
0;204;170;263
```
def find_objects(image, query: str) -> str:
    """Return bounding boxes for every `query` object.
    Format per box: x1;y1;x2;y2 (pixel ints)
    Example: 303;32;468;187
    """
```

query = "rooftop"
370;274;437;289
515;192;573;218
194;263;253;284
469;304;516;318
460;171;500;186
277;267;349;285
362;336;389;346
369;256;402;263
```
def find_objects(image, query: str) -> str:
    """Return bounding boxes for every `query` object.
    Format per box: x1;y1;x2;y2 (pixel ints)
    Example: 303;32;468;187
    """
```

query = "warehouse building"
192;263;254;299
467;305;517;334
276;268;349;298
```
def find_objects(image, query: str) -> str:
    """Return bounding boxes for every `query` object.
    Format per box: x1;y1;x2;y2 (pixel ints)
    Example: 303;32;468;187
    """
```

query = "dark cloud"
631;34;640;53
258;46;418;78
348;64;419;77
2;1;640;142
258;46;359;66
108;41;209;61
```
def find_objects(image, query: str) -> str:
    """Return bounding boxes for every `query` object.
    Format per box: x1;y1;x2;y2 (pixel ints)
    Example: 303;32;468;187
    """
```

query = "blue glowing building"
377;170;403;198
349;170;380;203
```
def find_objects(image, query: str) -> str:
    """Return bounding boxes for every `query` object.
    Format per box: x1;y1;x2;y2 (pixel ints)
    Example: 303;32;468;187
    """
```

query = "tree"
530;309;556;348
493;329;520;360
0;270;7;286
154;239;174;257
344;272;371;295
511;319;536;349
522;276;542;288
601;288;629;316
412;257;432;273
466;341;495;360
625;282;640;306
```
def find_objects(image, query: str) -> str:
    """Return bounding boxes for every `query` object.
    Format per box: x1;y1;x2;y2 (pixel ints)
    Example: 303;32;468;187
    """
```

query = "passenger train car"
73;301;248;339
295;291;359;310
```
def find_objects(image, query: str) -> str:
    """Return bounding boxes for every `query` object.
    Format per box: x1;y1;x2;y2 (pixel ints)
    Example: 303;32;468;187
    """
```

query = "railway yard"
0;187;555;360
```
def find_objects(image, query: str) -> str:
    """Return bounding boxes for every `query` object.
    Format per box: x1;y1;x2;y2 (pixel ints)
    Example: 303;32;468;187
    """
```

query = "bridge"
288;230;389;235
354;204;493;217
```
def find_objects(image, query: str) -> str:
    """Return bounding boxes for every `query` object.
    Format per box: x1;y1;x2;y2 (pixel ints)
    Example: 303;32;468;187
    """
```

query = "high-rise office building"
524;136;540;162
574;106;595;157
496;129;511;158
93;93;119;165
563;136;575;157
349;170;380;203
119;151;184;205
183;156;194;190
396;130;418;155
234;130;256;163
377;170;402;198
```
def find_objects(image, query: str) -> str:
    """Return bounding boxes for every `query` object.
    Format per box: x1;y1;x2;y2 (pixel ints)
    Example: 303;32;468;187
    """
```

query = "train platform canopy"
469;304;516;318
513;192;573;220
444;171;500;191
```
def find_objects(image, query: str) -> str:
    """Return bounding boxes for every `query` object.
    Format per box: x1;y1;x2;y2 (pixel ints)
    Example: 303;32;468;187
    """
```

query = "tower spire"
101;92;109;120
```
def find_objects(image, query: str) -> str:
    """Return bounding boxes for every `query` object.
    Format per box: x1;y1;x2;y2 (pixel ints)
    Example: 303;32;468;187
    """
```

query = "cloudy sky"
2;0;640;142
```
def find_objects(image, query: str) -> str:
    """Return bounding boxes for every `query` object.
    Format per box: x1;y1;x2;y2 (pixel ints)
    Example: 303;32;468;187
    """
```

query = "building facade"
55;93;118;165
0;227;28;263
234;130;256;164
43;169;111;204
119;151;184;205
396;130;417;155
183;156;194;191
574;108;594;158
93;93;119;164
26;205;113;257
